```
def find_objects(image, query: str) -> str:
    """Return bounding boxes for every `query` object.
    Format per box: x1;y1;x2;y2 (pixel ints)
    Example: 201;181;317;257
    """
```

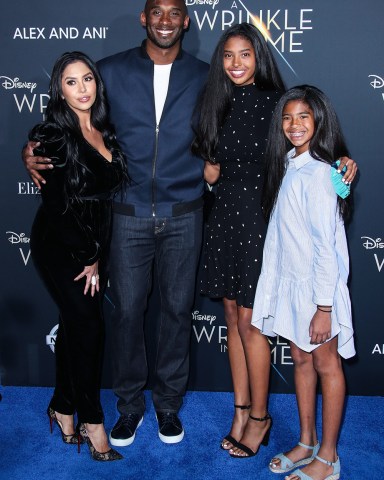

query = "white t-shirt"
154;63;172;125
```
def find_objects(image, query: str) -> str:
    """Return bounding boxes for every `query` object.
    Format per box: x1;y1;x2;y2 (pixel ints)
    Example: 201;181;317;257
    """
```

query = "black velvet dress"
200;84;281;308
30;122;125;423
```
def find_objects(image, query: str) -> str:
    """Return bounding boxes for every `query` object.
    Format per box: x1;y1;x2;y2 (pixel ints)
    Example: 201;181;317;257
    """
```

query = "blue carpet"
0;387;383;479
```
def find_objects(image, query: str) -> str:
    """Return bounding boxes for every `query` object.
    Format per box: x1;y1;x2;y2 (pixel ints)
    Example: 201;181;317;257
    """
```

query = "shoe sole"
288;469;339;480
158;429;184;444
109;416;143;447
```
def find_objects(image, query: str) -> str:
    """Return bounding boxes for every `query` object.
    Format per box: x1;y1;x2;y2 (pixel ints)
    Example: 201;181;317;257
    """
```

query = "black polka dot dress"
200;84;281;308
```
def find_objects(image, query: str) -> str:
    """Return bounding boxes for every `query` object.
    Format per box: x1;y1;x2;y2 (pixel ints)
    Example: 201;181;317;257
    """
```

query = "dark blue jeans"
109;209;203;415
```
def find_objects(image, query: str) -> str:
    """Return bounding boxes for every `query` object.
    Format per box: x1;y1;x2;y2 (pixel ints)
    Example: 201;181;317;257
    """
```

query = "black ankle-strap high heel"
47;407;79;445
220;404;251;450
229;412;273;458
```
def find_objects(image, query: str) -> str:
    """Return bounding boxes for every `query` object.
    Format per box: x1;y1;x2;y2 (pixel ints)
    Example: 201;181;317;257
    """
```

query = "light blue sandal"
286;455;340;480
269;442;320;473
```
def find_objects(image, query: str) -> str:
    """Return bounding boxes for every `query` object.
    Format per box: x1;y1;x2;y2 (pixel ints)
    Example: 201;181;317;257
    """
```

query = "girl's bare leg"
286;337;345;480
221;298;251;449
229;307;271;457
271;342;318;470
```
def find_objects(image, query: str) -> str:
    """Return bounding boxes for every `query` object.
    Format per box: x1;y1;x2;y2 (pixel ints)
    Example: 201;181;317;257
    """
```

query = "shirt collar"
287;148;313;170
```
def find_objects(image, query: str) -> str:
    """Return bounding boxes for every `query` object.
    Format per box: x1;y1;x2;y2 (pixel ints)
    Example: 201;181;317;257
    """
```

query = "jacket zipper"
152;124;159;216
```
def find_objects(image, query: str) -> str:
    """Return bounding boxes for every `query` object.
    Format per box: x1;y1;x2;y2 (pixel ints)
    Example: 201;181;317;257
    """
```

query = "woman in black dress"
29;51;127;461
193;23;284;458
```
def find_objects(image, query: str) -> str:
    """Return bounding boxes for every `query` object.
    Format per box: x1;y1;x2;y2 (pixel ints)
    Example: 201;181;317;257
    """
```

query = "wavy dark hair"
192;22;285;161
262;85;351;221
41;51;127;199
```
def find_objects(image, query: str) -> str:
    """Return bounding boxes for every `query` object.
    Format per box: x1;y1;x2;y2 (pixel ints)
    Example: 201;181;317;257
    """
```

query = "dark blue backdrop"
1;0;383;395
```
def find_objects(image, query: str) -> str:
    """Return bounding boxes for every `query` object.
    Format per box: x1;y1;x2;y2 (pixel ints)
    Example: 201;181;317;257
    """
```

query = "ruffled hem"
252;275;355;359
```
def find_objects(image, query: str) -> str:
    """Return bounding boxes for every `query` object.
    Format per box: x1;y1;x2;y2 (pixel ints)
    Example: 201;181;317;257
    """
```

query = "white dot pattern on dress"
201;84;281;308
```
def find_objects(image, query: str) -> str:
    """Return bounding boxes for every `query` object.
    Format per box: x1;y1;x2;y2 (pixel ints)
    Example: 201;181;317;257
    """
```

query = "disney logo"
368;75;384;89
361;236;384;249
6;231;30;244
192;310;216;325
0;76;37;93
186;0;220;9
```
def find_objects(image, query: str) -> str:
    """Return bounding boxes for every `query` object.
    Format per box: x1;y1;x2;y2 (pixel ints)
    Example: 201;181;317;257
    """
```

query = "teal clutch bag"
331;160;350;199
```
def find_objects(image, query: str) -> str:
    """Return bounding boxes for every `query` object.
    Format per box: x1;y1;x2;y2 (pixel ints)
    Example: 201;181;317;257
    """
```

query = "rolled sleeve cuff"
313;295;334;306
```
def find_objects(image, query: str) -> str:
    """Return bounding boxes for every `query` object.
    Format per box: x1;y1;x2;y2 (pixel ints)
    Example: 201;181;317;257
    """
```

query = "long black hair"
46;51;109;134
33;51;127;199
192;23;285;161
262;85;351;221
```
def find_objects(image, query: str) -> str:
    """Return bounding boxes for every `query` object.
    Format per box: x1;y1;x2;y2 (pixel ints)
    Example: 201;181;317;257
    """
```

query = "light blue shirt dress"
252;149;355;359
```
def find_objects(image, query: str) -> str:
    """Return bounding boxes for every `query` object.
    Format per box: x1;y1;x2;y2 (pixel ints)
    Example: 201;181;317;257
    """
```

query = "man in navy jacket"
97;0;209;447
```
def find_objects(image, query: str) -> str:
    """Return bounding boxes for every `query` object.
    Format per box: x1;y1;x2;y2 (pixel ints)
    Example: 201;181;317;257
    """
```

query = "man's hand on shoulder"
22;141;53;189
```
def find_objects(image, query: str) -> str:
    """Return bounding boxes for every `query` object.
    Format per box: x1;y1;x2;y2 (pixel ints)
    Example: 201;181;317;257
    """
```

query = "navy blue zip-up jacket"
97;42;209;218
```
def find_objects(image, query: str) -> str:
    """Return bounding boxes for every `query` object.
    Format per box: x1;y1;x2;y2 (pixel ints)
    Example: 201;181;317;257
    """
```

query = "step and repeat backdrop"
1;0;383;396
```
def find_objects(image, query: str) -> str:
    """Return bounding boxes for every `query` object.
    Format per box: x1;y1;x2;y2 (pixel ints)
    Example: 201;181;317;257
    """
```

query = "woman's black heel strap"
234;404;251;410
249;412;271;422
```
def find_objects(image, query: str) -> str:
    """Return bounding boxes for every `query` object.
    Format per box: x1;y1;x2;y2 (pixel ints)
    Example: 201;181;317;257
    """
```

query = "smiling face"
141;0;189;50
282;100;315;156
223;35;256;87
60;61;96;116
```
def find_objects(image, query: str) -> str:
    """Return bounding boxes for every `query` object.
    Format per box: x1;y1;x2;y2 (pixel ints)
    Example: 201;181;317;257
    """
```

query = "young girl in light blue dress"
252;85;355;480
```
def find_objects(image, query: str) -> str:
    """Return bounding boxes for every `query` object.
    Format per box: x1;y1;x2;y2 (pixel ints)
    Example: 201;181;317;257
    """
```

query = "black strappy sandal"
229;412;272;458
220;404;251;450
